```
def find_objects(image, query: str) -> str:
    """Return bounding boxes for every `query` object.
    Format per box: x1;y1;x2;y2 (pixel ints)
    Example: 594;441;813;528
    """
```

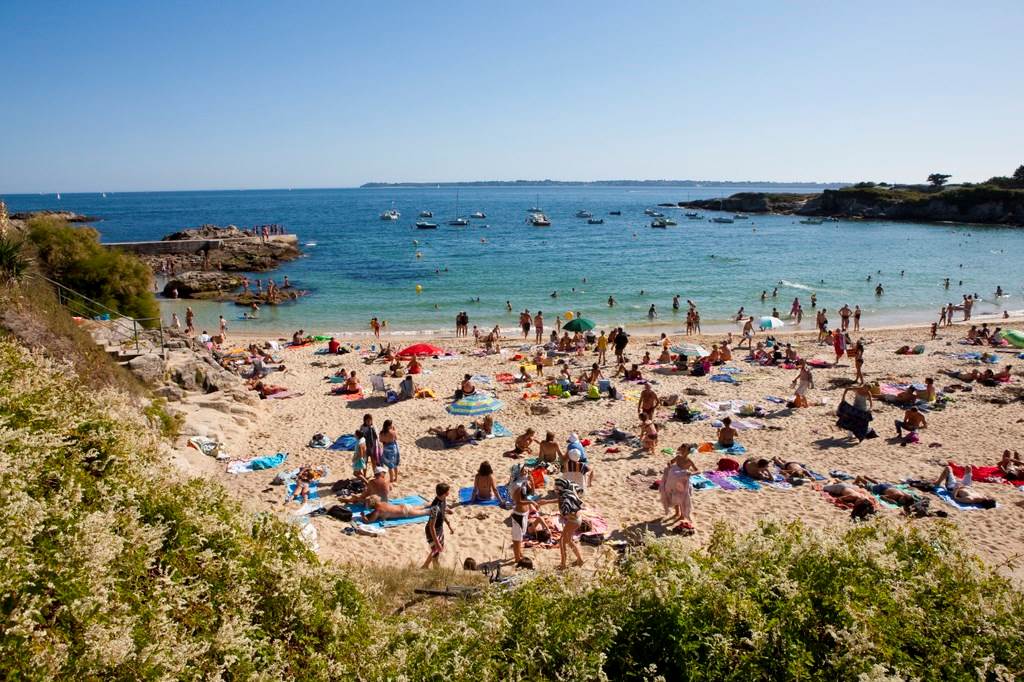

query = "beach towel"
726;472;765;491
332;389;365;400
704;470;742;491
948;463;1023;486
690;473;721;491
765;396;787;404
714;442;747;455
348;495;430;526
496;372;517;384
285;477;323;508
266;391;303;400
330;435;358;451
458;485;512;507
226;452;287;474
327;375;348;383
710;374;739;384
490;422;512;438
816;484;854;510
807;358;830;368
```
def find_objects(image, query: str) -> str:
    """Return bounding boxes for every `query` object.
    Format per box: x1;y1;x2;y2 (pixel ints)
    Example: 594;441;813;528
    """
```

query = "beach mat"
458;485;511;507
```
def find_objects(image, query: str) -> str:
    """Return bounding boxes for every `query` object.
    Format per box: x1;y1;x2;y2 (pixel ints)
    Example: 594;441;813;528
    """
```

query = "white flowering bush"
0;340;367;680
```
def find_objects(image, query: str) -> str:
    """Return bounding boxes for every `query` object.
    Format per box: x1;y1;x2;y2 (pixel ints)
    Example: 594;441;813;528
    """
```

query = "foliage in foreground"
1;337;1022;681
382;519;1024;681
0;340;366;680
26;216;159;324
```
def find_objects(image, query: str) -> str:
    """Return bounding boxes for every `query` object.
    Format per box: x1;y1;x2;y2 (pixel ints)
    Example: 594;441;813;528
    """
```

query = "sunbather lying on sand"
852;475;920;507
933;465;997;508
428;424;472;445
358;494;431;522
251;381;287;398
771;457;814;482
740;457;773;481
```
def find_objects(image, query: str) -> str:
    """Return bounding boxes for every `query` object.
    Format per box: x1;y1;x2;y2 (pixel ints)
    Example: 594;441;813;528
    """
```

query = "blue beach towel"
458;485;511;506
714;442;747;455
710;374;739;384
728;473;763;491
490;422;513;438
330;435;358;451
251;452;287;470
285;479;320;504
690;473;720;491
765;395;787;404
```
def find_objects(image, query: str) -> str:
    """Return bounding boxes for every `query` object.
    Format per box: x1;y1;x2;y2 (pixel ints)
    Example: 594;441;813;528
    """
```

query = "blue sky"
1;1;1021;192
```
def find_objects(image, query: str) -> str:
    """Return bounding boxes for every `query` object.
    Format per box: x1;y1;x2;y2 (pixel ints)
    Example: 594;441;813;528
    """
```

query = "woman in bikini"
661;445;699;531
471;461;501;502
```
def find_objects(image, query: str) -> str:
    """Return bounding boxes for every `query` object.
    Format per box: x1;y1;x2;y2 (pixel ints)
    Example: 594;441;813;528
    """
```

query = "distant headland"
360;179;849;189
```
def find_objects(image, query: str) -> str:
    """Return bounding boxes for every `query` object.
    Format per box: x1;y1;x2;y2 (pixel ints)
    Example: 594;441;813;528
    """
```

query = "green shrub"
0;340;368;680
142;398;183;439
26;216;159;325
377;522;1024;681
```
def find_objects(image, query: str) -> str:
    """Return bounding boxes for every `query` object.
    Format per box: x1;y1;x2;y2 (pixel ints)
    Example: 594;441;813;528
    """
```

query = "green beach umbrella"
563;317;595;332
447;392;504;416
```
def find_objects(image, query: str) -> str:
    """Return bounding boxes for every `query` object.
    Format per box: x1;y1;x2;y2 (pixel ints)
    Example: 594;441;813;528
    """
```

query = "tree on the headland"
927;173;951;188
1013;165;1024;183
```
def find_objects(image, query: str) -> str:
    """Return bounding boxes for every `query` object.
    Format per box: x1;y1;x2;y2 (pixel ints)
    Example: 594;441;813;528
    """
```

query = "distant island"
360;179;849;189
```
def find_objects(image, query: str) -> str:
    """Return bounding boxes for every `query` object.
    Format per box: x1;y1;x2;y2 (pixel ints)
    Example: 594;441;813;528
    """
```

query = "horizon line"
1;178;857;197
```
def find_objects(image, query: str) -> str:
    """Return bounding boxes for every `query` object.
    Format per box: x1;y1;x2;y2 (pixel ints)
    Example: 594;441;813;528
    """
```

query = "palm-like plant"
0;234;29;285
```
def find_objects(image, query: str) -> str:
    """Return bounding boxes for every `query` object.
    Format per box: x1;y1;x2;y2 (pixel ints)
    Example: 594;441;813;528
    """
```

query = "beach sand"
174;319;1024;580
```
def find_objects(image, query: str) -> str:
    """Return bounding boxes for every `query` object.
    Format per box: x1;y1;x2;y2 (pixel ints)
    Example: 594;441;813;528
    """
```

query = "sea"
5;186;1022;337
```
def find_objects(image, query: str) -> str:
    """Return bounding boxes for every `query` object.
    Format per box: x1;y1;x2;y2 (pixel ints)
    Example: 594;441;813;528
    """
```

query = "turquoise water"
5;186;1023;336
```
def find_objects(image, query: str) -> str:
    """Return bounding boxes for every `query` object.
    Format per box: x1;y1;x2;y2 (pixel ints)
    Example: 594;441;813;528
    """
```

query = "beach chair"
370;373;387;396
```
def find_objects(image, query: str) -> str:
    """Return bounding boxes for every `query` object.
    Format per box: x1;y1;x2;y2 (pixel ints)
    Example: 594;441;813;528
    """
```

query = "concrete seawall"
105;235;298;256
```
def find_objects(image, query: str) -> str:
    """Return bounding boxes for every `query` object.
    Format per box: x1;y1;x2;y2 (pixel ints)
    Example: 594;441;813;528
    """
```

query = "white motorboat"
415;221;438;229
471;211;486;219
528;212;551;226
419;210;433;218
575;210;593;218
711;217;734;224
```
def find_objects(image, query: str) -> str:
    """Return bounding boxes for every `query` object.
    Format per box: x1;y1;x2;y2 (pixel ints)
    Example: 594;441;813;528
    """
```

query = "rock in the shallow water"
9;209;99;223
163;272;244;298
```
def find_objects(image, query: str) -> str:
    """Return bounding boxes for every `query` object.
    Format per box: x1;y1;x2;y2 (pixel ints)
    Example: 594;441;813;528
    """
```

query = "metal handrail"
43;275;165;357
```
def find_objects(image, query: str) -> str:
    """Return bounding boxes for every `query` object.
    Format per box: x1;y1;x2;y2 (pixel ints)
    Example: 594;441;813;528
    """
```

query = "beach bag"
530;468;546;489
674;405;693;422
580;533;605;546
717;457;740;472
607;386;618;400
327;505;353;522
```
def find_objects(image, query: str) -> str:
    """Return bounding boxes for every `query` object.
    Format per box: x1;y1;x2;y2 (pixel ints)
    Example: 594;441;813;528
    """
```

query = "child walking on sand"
423;483;453;569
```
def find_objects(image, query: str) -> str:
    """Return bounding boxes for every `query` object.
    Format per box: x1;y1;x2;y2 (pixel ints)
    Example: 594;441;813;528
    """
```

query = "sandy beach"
174;318;1024;579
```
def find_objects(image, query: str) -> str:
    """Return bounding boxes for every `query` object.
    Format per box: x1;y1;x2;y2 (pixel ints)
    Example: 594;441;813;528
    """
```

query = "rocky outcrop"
678;193;816;214
799;187;1024;225
9;209;99;223
142;226;301;273
163;272;244;299
162;225;246;241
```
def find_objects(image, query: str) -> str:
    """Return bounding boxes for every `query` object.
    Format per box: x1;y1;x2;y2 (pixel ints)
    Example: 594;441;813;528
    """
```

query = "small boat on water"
663;217;677;226
416;221;438;230
643;208;655;216
687;214;704;220
711;217;735;224
650;211;665;218
380;206;400;220
528;212;551;226
799;218;824;225
684;211;699;217
419;210;433;218
609;210;622;216
734;213;749;220
471;211;486;219
575;210;593;219
651;218;669;228
449;191;468;226
588;218;604;225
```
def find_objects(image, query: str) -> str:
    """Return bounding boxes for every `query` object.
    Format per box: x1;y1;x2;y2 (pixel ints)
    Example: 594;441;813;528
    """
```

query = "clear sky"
1;1;1021;192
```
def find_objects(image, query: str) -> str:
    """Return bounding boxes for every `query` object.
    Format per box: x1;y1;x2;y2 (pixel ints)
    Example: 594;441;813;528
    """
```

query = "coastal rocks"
127;353;166;385
679;193;815;214
799;188;1024;225
9;209;99;223
162;225;246;241
163;271;244;299
149;225;302;273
